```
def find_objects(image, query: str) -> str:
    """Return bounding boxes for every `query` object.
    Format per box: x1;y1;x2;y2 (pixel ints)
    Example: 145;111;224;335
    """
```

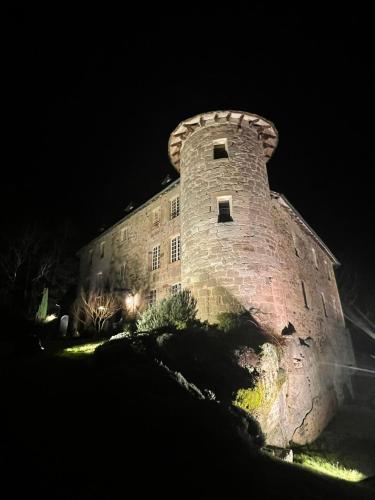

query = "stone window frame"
170;196;180;220
120;263;126;282
324;260;332;281
152;206;161;227
312;247;319;269
100;241;105;259
120;227;129;243
301;281;310;309
170;283;182;295
217;195;234;223
170;234;181;263
151;245;160;271
148;289;157;306
213;138;229;160
320;292;328;317
292;231;300;257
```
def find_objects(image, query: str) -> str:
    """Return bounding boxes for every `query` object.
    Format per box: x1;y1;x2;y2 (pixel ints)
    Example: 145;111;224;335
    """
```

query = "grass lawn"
293;451;366;482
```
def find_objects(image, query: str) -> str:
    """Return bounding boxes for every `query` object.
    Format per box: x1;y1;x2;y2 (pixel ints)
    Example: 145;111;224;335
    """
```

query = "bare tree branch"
75;289;123;336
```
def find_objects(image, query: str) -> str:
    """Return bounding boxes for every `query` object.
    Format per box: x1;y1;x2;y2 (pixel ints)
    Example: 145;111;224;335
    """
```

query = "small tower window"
301;281;309;309
217;196;233;223
120;227;128;242
312;248;318;269
325;260;332;281
213;139;228;159
292;232;300;257
321;292;328;317
100;242;105;258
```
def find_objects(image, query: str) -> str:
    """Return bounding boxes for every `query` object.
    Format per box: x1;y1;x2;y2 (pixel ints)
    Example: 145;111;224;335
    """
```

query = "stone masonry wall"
78;182;181;316
270;198;354;444
179;122;279;325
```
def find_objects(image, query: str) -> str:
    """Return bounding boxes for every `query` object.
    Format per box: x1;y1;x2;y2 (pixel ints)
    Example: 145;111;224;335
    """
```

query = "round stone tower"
168;111;279;325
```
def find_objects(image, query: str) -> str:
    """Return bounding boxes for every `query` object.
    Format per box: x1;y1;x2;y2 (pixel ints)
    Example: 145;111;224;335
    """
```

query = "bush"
216;310;255;333
216;310;285;348
137;290;197;332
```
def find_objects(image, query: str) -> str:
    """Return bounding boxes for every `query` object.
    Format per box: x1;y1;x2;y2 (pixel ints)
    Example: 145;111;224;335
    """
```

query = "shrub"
137;290;197;332
216;309;285;349
216;310;255;333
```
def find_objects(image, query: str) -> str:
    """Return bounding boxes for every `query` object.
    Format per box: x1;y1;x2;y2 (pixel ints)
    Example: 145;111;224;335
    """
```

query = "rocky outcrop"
233;335;350;447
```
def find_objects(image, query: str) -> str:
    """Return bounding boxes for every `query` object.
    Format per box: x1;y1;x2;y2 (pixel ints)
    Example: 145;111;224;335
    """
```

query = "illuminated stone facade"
78;111;354;446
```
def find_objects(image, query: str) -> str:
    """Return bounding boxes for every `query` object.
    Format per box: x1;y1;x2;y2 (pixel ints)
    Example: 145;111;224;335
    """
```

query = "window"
171;283;182;295
171;235;181;262
121;227;128;242
301;281;309;309
170;196;180;219
152;245;160;270
152;207;161;227
321;292;328;317
292;232;300;257
213;139;228;159
148;289;157;306
312;248;318;269
217;197;233;223
325;260;332;281
100;241;105;258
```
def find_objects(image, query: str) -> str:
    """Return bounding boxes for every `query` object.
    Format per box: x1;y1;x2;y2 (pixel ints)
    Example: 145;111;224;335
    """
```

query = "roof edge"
271;191;340;266
77;178;180;255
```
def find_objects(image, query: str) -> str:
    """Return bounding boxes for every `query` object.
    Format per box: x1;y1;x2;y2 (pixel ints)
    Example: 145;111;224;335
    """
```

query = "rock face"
78;110;355;445
234;335;354;447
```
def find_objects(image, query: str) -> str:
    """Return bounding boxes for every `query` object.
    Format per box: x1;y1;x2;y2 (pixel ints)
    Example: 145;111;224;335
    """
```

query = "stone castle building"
78;111;354;446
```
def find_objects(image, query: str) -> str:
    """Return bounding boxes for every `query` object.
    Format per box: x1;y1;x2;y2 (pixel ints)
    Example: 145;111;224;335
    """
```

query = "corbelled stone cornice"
168;110;278;170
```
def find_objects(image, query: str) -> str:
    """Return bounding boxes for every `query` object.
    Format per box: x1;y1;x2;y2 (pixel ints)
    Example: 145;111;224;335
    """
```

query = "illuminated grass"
59;342;104;357
294;452;366;482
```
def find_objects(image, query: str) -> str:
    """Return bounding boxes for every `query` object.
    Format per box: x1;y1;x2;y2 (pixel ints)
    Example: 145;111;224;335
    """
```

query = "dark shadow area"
0;339;372;499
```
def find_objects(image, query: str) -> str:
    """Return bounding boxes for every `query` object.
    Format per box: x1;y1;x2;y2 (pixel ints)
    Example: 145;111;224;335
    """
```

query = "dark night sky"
3;9;374;297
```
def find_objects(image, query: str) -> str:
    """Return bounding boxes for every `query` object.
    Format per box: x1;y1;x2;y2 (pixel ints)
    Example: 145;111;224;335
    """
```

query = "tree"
74;290;122;337
0;224;77;321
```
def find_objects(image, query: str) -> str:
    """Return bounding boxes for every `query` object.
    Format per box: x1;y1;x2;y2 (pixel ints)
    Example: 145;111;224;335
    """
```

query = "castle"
78;111;354;445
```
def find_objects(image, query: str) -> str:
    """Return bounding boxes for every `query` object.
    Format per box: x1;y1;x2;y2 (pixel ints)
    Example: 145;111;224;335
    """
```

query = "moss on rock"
233;366;287;417
233;385;266;412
